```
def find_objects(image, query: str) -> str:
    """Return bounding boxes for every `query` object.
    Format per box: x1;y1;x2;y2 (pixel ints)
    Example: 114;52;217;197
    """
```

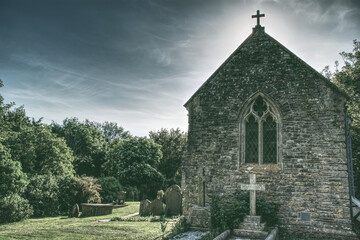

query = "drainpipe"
345;107;355;225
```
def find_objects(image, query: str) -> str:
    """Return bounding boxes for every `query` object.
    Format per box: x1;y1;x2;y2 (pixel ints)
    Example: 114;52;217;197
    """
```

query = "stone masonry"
183;24;355;238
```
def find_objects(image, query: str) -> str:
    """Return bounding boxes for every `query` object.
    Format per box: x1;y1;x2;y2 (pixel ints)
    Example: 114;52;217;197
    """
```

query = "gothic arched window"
240;94;280;165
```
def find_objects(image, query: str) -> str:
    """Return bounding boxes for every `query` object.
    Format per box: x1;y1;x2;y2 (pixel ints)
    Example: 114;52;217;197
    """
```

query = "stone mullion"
259;119;263;164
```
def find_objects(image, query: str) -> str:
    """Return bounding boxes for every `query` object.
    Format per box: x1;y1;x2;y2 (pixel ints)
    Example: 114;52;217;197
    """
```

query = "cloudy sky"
1;0;359;136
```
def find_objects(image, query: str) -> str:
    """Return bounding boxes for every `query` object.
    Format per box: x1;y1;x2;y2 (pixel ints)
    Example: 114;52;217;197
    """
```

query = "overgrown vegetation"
209;190;278;238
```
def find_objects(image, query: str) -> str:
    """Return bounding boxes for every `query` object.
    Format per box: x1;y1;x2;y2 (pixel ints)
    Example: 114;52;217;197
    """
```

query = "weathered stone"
182;17;355;238
70;203;79;218
139;199;151;216
165;184;182;216
80;203;114;217
240;174;265;216
150;198;163;216
189;206;211;231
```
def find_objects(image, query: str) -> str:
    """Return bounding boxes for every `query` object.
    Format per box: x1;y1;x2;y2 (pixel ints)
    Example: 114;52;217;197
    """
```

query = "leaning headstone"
70;203;80;218
139;199;152;216
150;198;163;216
164;184;182;216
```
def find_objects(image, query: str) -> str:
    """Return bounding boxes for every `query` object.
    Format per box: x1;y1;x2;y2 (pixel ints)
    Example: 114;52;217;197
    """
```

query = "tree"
25;174;60;217
103;137;164;200
149;128;187;186
51;118;107;177
0;143;28;196
96;176;122;203
97;121;131;142
4;125;75;176
0;193;33;223
323;39;360;198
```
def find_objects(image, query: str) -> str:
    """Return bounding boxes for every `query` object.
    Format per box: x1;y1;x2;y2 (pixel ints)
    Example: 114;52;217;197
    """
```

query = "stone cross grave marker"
240;173;265;216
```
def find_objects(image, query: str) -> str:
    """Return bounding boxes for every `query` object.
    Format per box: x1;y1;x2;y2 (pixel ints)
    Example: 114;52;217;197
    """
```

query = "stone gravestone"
70;203;79;218
165;184;182;216
139;199;152;216
150;198;163;216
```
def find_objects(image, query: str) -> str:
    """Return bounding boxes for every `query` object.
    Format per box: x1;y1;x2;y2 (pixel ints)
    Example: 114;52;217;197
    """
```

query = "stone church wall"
183;28;353;236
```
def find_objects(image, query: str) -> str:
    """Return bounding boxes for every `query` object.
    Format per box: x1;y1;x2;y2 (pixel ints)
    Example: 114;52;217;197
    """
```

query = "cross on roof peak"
252;10;265;27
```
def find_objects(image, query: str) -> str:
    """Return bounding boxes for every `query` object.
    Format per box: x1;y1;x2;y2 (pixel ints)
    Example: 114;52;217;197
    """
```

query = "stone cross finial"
252;10;265;26
240;174;265;215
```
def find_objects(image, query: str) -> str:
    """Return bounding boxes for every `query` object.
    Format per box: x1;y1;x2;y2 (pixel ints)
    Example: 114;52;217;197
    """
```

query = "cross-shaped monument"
241;174;265;215
252;10;265;26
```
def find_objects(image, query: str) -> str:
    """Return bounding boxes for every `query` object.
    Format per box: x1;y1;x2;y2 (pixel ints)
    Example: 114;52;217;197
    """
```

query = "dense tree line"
0;79;187;223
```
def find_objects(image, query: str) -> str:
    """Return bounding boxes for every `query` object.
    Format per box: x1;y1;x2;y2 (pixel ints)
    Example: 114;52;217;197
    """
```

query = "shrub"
25;174;60;217
58;176;102;215
0;143;28;196
0;193;33;223
57;175;81;214
123;186;140;201
76;176;102;203
210;191;249;235
256;196;279;227
165;217;191;239
96;177;122;203
209;190;278;237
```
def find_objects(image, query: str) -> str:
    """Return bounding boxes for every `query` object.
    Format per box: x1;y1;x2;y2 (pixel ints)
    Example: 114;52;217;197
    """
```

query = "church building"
183;11;356;238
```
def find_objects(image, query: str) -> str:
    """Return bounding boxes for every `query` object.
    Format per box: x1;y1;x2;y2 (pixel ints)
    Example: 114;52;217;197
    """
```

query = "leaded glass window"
243;95;278;164
245;115;258;163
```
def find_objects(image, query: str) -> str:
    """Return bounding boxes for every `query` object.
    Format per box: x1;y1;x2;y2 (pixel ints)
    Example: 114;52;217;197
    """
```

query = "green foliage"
96;176;123;203
75;176;102;204
57;176;102;214
51;118;107;177
210;191;249;235
209;190;278;237
3;125;75;177
57;175;81;214
165;218;191;240
25;174;60;217
97;121;131;142
160;220;169;239
256;196;279;227
333;40;360;126
0;193;33;224
0;143;28;196
103;137;164;200
149;128;187;186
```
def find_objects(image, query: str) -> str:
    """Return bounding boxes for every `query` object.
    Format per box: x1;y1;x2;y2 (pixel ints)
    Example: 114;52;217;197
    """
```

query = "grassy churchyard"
0;202;178;240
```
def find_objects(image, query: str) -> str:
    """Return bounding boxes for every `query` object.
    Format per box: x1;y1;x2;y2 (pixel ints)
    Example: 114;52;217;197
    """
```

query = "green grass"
0;202;176;240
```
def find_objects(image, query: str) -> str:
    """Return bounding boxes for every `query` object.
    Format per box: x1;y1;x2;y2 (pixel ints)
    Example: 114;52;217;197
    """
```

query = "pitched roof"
184;26;347;108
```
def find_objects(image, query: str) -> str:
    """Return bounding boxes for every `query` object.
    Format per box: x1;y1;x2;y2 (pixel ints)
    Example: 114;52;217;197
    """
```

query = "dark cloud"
1;0;359;136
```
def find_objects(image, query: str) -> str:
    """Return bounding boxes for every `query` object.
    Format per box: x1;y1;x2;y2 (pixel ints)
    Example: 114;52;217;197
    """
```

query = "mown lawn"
0;202;176;240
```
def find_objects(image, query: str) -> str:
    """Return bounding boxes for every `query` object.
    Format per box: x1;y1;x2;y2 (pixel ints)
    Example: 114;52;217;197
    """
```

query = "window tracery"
241;94;279;164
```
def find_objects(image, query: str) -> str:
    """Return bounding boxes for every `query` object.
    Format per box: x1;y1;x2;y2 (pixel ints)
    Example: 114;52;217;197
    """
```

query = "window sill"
239;163;281;172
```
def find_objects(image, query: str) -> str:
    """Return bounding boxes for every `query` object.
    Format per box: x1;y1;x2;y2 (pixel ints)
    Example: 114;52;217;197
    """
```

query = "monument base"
233;215;268;239
189;206;211;231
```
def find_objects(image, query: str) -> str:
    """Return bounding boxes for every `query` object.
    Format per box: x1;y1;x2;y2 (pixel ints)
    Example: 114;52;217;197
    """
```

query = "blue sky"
1;0;359;136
